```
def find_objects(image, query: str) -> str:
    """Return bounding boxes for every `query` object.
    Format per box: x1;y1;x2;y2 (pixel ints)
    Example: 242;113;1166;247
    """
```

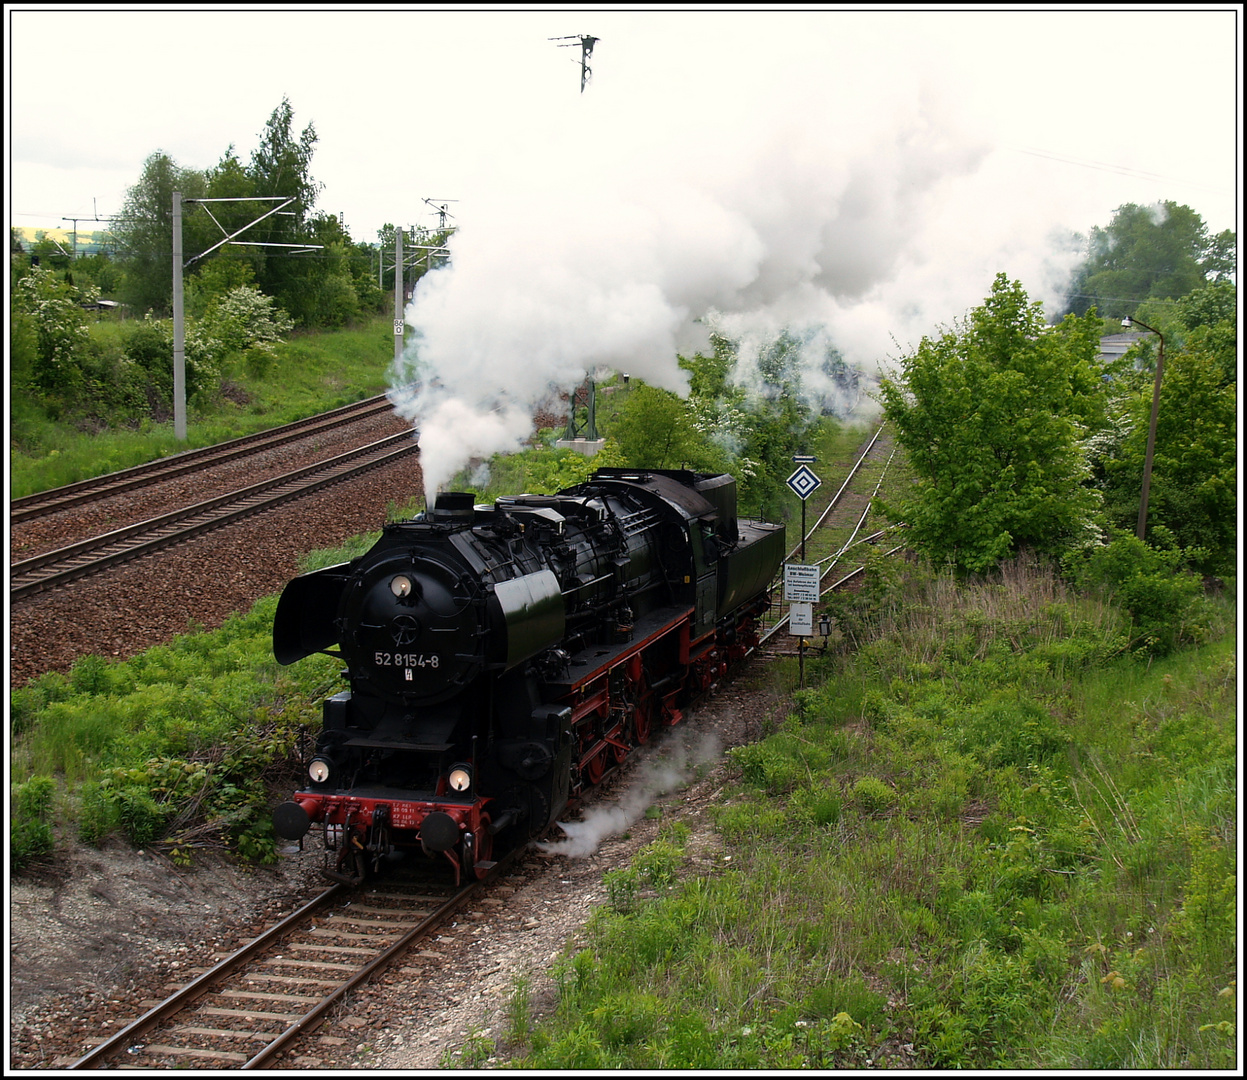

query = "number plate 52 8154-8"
374;652;441;669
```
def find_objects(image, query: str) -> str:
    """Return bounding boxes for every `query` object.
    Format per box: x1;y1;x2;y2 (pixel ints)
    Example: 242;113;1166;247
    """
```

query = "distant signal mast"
550;34;599;92
423;198;458;231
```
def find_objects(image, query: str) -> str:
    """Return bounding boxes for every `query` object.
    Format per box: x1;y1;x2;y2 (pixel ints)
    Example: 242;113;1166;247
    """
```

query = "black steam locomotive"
271;468;785;885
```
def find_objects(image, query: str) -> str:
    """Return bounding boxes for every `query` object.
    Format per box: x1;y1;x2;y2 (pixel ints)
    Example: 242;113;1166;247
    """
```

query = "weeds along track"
11;395;394;524
756;424;904;651
10;434;419;602
66;858;515;1071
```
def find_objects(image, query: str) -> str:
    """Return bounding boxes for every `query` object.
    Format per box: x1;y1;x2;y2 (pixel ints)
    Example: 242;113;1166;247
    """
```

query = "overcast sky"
9;7;1238;239
8;5;1241;495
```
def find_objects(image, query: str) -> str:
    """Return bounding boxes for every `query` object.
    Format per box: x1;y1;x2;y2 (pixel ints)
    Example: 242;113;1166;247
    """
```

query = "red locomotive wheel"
634;701;652;745
585;747;607;785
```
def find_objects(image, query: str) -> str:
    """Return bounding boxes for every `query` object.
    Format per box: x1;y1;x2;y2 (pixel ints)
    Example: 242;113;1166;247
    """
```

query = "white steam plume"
536;730;722;859
389;31;1089;503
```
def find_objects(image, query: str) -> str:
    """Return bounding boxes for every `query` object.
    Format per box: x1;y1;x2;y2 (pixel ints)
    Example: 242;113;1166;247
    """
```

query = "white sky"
8;6;1239;241
7;5;1242;495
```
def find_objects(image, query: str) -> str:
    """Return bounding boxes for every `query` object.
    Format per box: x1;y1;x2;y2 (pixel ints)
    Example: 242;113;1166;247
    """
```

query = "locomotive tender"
271;468;785;884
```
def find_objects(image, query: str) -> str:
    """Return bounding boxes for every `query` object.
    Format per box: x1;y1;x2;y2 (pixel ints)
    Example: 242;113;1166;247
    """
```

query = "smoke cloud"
536;729;722;859
389;28;1089;502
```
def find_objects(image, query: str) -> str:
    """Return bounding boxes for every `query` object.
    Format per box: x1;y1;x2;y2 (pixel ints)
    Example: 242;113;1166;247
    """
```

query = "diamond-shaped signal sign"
786;464;822;500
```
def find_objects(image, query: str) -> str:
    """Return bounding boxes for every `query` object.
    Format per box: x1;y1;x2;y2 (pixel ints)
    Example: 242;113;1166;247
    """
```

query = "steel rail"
241;873;492;1069
782;423;885;564
756;430;898;646
809;445;898;571
11;395;394;522
68;847;522;1071
66;885;345;1070
757;543;907;646
11;435;418;600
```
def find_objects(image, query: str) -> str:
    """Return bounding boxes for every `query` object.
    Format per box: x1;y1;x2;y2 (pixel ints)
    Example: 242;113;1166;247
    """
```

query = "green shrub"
959;699;1070;768
604;867;641;915
728;740;804;794
1064;531;1209;655
113;787;168;847
77;780;118;846
69;654;113;695
791;784;842;827
11;775;56;869
635;837;684;890
712;800;788;842
1166;826;1237;978
850;776;894;815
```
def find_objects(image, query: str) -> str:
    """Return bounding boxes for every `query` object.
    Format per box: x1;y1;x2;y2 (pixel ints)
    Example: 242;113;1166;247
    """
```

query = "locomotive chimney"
432;491;477;525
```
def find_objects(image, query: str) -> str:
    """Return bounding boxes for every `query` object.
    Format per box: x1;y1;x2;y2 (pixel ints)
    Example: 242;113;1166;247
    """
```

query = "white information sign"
784;562;820;603
789;602;814;636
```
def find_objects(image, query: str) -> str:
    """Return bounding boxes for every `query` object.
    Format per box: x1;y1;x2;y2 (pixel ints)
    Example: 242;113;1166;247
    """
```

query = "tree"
1201;228;1237;283
1064;201;1232;319
249;96;320;219
112;151;207;315
259;212;359;328
879;274;1106;574
675;331;827;518
1093;284;1237;573
12;266;96;392
375;223;453;296
245;97;323;323
610;383;711;470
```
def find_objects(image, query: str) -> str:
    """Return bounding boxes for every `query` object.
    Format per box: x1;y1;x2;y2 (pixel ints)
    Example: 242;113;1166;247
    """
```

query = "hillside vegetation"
494;556;1236;1070
9;313;395;499
8;269;1236;1070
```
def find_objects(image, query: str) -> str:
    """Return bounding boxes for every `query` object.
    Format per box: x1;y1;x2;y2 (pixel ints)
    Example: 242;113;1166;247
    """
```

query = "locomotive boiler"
271;468;785;885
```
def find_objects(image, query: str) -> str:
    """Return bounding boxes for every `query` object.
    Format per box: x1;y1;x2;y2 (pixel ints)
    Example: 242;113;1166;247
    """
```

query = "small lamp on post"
1122;315;1165;541
818;612;832;652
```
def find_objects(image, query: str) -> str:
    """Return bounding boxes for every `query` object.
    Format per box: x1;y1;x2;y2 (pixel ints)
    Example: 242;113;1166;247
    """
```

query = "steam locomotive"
271;468;785;885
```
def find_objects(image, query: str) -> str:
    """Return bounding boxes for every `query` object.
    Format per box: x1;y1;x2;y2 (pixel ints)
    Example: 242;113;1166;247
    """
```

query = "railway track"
10;434;418;602
66;855;515;1071
11;394;394;524
755;424;904;649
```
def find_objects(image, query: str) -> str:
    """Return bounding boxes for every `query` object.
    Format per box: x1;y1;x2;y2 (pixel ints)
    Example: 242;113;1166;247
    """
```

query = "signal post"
785;456;822;690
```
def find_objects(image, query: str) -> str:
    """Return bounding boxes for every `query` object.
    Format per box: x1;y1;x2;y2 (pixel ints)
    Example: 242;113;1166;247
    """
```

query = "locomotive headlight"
390;574;414;598
308;757;333;784
448;764;473;792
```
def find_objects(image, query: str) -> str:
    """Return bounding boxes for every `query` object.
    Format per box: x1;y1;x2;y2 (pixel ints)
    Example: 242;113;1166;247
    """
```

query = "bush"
77;781;119;846
1064;530;1209;655
850;776;894;815
12;775;56;869
113;787;168;847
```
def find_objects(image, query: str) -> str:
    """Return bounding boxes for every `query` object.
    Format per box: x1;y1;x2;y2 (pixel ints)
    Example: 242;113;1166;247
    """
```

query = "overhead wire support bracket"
182;196;323;269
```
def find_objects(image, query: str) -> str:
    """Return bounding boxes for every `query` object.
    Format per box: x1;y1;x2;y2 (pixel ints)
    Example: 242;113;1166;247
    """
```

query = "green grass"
9;315;395;498
7;529;380;865
492;556;1236;1071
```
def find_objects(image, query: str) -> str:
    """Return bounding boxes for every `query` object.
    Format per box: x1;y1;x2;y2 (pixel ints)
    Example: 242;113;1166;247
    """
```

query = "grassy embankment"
8;357;1235;1070
7;410;867;867
473;554;1235;1071
9;315;399;863
9;314;396;499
